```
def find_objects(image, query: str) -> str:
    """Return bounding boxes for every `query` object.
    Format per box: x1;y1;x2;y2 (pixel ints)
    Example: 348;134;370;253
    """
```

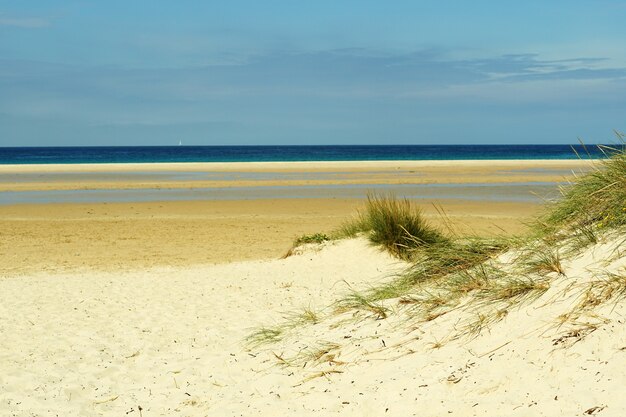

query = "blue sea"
0;144;614;164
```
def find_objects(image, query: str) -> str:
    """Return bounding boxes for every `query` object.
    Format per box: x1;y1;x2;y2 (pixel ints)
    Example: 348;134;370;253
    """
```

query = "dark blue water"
0;145;615;165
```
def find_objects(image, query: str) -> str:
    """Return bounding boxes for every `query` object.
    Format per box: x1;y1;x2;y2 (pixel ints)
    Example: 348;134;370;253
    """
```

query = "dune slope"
2;234;625;416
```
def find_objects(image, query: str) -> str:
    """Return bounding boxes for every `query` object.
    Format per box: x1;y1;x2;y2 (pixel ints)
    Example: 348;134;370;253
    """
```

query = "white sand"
0;239;405;416
2;236;625;416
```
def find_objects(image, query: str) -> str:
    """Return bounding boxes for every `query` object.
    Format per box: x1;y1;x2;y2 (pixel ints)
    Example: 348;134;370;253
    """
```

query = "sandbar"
0;159;594;191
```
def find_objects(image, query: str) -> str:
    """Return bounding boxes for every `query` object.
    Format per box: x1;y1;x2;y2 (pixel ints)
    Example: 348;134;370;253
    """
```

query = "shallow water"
0;170;380;183
0;181;562;205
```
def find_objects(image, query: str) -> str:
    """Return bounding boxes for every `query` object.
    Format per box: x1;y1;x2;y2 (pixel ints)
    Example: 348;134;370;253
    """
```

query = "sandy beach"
0;159;590;273
3;158;625;416
0;199;544;274
4;1;624;414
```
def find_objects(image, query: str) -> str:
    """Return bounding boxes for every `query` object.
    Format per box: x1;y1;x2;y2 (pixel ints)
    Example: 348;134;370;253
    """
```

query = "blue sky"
1;1;625;146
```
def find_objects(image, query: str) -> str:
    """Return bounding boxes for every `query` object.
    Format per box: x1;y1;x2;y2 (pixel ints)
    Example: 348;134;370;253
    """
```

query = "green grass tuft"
403;238;509;286
294;233;330;246
522;246;566;276
293;307;321;325
332;217;367;239
338;193;447;259
283;233;331;258
537;138;626;241
336;291;389;319
477;276;550;305
246;326;284;347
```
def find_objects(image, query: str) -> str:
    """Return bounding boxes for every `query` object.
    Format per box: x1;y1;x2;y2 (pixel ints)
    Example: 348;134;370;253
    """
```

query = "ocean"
0;144;615;164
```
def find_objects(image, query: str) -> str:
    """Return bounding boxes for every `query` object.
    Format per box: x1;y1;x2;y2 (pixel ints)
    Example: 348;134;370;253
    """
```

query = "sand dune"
0;239;405;416
244;235;626;416
2;235;625;416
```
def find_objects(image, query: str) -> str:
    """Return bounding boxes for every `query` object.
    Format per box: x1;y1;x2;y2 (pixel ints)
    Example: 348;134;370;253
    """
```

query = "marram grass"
249;138;626;346
538;138;626;239
338;193;447;259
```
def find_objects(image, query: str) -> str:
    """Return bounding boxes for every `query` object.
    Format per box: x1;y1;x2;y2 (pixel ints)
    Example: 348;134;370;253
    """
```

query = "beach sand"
0;159;591;273
0;199;542;274
2;237;625;416
3;159;623;416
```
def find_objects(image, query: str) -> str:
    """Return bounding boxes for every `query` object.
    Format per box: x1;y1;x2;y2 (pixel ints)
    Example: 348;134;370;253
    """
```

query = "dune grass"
294;233;330;246
536;137;626;241
283;233;331;258
337;193;447;259
246;306;324;347
336;291;389;319
247;326;285;347
334;238;511;323
475;276;549;305
573;271;626;313
249;140;626;347
360;238;509;303
521;245;566;276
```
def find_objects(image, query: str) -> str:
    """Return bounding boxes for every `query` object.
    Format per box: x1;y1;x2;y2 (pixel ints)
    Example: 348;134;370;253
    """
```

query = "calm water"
0;182;562;205
0;145;605;205
0;144;614;164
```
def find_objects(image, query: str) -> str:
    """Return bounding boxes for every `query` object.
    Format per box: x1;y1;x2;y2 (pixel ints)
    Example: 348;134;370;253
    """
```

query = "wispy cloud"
0;16;49;29
2;49;624;101
0;48;624;145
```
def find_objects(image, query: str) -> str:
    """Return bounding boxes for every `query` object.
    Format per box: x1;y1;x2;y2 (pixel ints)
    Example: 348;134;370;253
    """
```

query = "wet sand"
0;159;593;273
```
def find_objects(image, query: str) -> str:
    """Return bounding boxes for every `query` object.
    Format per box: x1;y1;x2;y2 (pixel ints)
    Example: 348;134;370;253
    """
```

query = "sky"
1;1;625;146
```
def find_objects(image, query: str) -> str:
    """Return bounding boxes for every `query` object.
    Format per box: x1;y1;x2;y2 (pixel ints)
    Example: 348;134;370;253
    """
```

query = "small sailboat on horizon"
178;139;183;146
